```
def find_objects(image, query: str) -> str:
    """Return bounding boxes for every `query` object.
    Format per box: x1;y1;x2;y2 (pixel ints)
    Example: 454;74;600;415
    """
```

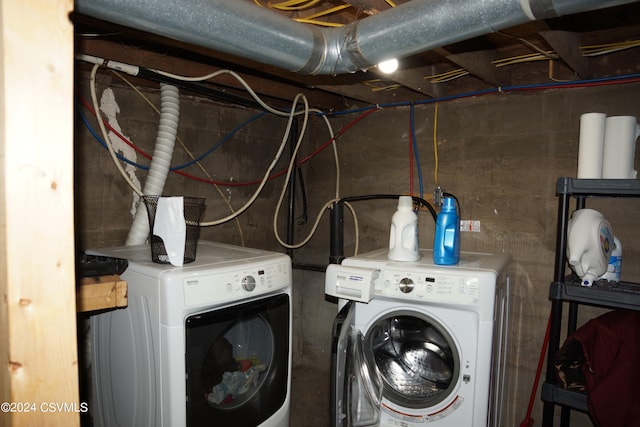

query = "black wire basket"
143;196;206;264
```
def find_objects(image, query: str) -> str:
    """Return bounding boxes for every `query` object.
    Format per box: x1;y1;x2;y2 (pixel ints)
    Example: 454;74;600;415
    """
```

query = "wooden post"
0;0;79;426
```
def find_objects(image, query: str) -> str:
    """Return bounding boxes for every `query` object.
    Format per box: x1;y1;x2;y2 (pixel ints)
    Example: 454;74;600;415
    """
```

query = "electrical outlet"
433;186;443;207
460;220;481;232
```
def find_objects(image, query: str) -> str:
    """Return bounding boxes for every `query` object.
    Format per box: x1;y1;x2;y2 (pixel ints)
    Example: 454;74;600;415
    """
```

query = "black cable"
338;194;437;222
329;194;440;264
296;165;308;225
135;67;276;111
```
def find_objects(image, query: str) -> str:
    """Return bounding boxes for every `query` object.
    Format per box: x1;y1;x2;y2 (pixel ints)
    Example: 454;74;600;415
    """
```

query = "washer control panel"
183;260;291;306
380;269;481;305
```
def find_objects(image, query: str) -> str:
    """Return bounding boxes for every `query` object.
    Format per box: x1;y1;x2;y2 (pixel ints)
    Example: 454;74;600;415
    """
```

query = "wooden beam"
435;47;510;87
0;0;79;426
76;37;362;111
77;276;128;313
539;30;591;79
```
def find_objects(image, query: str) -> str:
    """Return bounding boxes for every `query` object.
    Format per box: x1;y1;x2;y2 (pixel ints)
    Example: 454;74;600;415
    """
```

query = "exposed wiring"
433;102;439;188
76;102;149;170
110;70;249;245
581;39;640;56
78;91;380;190
269;0;322;11
362;79;402;91
77;94;270;185
204;91;309;226
297;3;352;21
497;30;556;60
424;68;470;83
82;56;354;251
90;63;144;196
492;51;558;67
410;104;424;199
262;0;353;27
422;36;639;84
294;19;344;27
409;112;414;197
80;54;640;255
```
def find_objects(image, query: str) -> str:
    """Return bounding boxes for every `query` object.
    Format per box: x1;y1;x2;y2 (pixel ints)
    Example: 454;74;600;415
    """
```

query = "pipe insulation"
75;0;636;75
126;83;180;246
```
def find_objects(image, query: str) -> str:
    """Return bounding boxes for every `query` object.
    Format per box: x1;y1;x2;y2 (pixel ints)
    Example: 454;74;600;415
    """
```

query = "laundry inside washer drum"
369;317;455;399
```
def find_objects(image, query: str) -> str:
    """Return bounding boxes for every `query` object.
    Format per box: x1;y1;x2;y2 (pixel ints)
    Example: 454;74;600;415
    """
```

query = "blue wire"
75;102;149;170
329;73;640;115
77;72;640;176
410;104;424;199
170;111;267;170
76;100;267;171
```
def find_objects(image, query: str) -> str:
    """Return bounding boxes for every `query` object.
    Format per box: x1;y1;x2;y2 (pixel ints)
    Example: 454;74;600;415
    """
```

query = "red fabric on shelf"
567;309;640;427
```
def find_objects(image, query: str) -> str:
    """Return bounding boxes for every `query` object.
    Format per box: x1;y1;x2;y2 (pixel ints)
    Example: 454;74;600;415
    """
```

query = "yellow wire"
270;0;313;7
424;68;469;83
433;103;439;187
362;79;401;91
270;0;322;11
581;39;640;50
294;18;344;27
581;40;640;56
384;0;397;6
300;3;351;20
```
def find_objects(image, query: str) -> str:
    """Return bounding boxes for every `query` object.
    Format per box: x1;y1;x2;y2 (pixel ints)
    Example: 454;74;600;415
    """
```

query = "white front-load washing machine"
89;241;292;427
325;248;510;427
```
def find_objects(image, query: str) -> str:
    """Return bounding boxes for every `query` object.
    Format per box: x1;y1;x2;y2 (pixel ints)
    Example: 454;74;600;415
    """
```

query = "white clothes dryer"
89;241;292;427
325;248;510;427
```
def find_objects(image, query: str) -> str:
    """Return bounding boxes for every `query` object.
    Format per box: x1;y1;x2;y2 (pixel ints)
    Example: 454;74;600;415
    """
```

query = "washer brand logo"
348;275;364;282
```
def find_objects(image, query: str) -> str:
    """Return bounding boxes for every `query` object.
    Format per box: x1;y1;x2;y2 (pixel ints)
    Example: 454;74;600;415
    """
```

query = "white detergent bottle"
388;196;420;262
566;208;614;286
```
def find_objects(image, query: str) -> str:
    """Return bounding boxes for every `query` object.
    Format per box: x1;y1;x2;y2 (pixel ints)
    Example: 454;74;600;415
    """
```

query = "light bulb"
377;58;398;74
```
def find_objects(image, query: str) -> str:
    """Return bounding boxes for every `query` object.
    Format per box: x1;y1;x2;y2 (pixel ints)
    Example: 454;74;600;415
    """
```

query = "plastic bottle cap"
442;197;455;209
398;196;413;210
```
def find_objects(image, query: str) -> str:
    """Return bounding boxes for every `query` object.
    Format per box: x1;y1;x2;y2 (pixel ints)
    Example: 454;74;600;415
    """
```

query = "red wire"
519;311;552;427
296;107;378;165
408;112;414;196
79;94;377;187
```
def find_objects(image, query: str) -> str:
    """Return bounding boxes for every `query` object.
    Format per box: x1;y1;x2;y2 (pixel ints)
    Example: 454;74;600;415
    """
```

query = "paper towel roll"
577;112;607;179
602;115;639;179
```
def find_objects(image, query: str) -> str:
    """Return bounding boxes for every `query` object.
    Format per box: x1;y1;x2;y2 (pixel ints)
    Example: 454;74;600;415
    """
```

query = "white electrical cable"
85;57;356;251
147;67;346;234
111;69;247;246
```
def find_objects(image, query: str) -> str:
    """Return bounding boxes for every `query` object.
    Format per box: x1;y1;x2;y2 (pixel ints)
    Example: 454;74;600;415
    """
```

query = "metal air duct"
75;0;637;75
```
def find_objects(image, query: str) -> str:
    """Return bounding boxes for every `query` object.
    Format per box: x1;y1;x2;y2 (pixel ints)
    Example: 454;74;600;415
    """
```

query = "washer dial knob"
399;277;414;293
242;276;256;292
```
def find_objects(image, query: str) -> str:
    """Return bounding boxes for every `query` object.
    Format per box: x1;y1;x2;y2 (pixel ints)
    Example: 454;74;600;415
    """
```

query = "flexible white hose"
125;83;180;245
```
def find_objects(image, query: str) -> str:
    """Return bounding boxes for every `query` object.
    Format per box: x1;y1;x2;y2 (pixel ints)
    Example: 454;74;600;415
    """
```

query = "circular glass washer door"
365;310;460;409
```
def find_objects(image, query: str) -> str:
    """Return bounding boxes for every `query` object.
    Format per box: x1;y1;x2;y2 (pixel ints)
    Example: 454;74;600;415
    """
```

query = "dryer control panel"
182;260;291;306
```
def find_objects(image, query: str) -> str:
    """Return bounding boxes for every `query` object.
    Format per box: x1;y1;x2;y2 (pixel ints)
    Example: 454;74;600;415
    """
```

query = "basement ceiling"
74;1;640;111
